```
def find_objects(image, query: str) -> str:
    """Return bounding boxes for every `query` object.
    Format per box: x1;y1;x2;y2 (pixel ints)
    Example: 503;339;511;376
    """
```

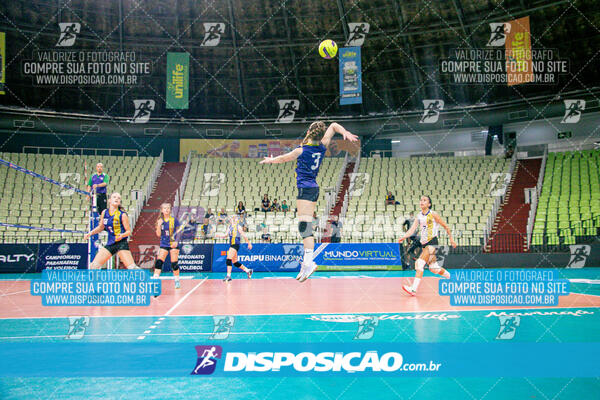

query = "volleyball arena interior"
0;0;599;399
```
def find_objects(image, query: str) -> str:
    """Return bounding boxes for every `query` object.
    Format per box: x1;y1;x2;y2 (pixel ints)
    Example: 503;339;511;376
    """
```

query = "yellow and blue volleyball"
318;40;338;59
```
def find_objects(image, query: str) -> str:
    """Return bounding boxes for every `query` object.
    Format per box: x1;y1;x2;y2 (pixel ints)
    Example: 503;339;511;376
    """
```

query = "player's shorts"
421;237;439;250
160;245;181;252
104;240;130;255
405;236;422;255
96;192;107;214
229;243;240;252
297;186;319;202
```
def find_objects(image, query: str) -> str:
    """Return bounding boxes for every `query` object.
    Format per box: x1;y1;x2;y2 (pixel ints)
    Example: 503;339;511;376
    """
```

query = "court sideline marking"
137;277;207;340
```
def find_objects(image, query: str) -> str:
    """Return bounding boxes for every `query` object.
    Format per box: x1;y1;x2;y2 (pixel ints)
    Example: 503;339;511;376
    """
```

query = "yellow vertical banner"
505;16;534;86
0;32;5;95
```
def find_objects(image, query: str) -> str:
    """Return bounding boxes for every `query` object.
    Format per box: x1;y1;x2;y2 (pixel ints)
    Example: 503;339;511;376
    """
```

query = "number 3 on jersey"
311;153;322;170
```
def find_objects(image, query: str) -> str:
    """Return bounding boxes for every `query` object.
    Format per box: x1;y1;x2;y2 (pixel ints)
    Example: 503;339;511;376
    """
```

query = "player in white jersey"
398;195;457;296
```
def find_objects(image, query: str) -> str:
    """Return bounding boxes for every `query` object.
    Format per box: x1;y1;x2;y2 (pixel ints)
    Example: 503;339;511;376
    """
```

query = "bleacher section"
181;157;344;243
0;153;158;243
344;156;511;245
532;150;600;246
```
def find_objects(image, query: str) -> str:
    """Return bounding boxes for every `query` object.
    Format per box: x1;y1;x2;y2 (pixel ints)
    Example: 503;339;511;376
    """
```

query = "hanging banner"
166;52;189;109
339;46;362;105
505;16;534;86
0;32;5;95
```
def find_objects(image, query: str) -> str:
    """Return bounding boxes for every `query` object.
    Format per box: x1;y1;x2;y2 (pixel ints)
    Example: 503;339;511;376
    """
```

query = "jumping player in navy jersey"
84;192;139;269
260;121;358;282
215;215;253;282
153;203;182;290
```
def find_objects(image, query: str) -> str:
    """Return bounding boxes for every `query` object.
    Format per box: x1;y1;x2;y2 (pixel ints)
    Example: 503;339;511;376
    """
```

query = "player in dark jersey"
216;216;253;282
153;203;182;290
260;121;358;282
84;192;139;269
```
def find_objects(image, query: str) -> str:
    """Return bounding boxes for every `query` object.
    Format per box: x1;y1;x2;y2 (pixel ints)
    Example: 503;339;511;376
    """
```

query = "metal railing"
130;151;162;229
23;146;138;156
483;151;517;246
174;150;192;207
339;152;361;223
526;146;548;249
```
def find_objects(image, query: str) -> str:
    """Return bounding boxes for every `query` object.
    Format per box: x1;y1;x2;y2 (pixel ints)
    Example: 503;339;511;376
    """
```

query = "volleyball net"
0;155;100;267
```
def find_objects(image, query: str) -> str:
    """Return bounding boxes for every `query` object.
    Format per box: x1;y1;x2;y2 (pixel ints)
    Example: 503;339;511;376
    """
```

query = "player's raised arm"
432;212;457;248
260;147;303;164
321;122;358;147
399;218;419;243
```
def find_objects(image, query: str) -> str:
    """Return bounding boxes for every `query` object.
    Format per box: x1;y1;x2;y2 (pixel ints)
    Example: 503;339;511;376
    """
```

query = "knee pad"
298;221;313;238
233;261;242;268
226;259;232;266
415;259;426;272
171;261;179;272
154;259;164;271
429;261;441;273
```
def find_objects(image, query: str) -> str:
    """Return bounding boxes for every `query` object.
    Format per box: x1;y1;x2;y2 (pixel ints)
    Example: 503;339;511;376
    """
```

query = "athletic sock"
412;278;421;291
442;270;450;279
303;248;313;265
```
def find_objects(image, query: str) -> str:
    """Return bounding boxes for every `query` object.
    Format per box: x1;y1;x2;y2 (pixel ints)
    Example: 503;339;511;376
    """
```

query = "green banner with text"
166;52;189;109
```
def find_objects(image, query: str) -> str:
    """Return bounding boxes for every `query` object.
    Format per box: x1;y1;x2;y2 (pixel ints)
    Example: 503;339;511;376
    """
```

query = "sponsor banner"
505;16;534;86
213;243;302;272
2;342;600;377
179;138;360;160
0;244;37;273
0;32;5;94
36;243;88;271
313;243;402;268
133;243;212;272
166;52;190;109
173;243;213;272
339;46;362;105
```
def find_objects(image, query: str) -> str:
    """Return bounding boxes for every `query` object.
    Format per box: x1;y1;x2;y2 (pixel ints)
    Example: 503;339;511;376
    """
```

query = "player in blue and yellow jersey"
398;195;457;296
84;192;138;269
153;203;182;289
216;215;253;282
260;122;358;282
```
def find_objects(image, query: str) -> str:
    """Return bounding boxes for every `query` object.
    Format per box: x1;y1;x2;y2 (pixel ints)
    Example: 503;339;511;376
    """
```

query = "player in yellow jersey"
398;195;456;296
